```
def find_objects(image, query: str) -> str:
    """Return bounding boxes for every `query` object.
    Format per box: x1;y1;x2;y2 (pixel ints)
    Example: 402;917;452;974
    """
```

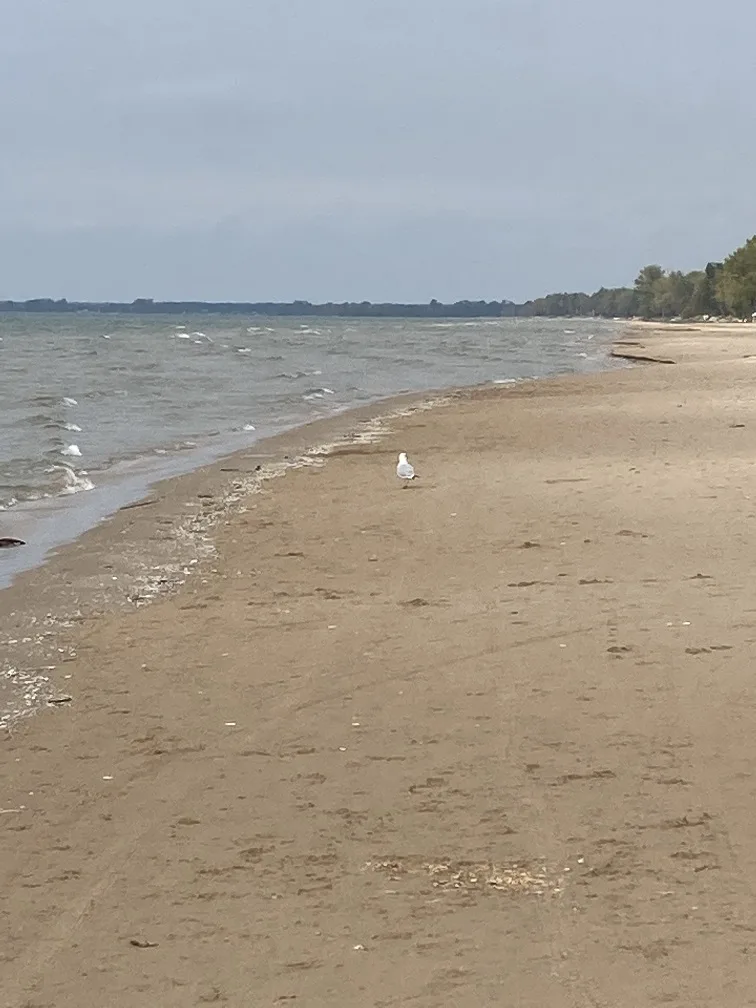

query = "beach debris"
47;695;72;705
353;944;366;951
610;348;676;364
364;858;563;896
396;452;418;486
1;662;54;733
119;499;158;511
102;775;114;780
0;807;25;814
0;537;25;549
129;938;159;949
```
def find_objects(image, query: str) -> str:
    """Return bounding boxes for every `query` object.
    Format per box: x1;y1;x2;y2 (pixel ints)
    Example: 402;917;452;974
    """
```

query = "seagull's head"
398;452;408;463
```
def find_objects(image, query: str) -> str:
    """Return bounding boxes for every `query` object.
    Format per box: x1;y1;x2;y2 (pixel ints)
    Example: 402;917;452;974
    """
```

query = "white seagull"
396;452;418;486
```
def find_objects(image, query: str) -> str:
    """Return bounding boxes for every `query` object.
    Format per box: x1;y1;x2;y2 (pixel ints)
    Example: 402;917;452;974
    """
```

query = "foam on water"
52;464;95;496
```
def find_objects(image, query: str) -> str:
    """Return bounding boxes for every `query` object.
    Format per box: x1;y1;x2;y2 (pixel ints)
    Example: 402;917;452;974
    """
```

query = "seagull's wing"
397;461;415;479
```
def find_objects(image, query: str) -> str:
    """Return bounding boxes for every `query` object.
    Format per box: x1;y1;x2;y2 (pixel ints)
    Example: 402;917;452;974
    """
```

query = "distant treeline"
6;234;756;320
0;297;518;318
523;234;756;320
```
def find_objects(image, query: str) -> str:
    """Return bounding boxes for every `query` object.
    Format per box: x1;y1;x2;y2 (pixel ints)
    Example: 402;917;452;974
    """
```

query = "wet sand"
5;327;756;1005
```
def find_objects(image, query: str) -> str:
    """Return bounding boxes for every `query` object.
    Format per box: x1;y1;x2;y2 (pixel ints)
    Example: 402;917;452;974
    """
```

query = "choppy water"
0;313;622;582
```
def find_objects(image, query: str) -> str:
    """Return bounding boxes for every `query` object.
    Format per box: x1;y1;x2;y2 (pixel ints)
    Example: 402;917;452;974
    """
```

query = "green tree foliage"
525;239;755;319
687;263;723;317
634;265;665;317
717;237;756;317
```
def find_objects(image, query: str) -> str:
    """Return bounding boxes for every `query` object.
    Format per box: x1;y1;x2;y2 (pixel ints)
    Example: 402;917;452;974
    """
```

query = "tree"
717;238;756;318
687;265;722;317
634;265;666;318
613;287;640;317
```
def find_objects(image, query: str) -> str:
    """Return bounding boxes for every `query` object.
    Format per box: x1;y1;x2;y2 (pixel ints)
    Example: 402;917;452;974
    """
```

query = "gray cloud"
2;0;756;300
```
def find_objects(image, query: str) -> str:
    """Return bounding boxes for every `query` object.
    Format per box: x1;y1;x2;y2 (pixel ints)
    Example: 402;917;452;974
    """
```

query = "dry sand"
5;325;756;1005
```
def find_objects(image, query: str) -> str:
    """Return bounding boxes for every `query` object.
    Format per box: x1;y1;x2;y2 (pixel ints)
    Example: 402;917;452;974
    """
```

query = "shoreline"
0;322;628;734
0;315;622;592
7;323;756;1003
0;386;462;732
0;392;444;592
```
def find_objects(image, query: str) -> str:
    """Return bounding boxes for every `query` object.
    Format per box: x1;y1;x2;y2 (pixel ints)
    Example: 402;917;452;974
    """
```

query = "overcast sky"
2;0;755;302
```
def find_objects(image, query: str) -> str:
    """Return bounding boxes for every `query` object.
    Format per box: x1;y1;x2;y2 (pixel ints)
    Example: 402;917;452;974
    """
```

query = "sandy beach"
6;323;756;1006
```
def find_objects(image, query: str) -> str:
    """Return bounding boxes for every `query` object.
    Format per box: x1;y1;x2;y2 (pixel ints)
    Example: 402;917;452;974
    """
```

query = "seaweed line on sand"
0;665;56;733
123;392;453;607
364;857;566;897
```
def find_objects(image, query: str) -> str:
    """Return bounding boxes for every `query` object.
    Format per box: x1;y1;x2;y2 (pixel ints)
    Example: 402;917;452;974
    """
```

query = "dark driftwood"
119;499;158;511
611;349;676;364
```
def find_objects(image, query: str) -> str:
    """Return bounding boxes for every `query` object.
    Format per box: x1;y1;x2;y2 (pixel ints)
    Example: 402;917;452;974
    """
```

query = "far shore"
5;323;756;1005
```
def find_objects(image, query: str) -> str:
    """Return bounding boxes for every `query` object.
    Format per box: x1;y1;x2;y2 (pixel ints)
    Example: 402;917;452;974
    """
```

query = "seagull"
396;452;418;487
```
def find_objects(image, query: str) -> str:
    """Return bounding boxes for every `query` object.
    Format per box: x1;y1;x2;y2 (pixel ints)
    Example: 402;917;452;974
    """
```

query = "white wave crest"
61;444;82;457
52;465;95;495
